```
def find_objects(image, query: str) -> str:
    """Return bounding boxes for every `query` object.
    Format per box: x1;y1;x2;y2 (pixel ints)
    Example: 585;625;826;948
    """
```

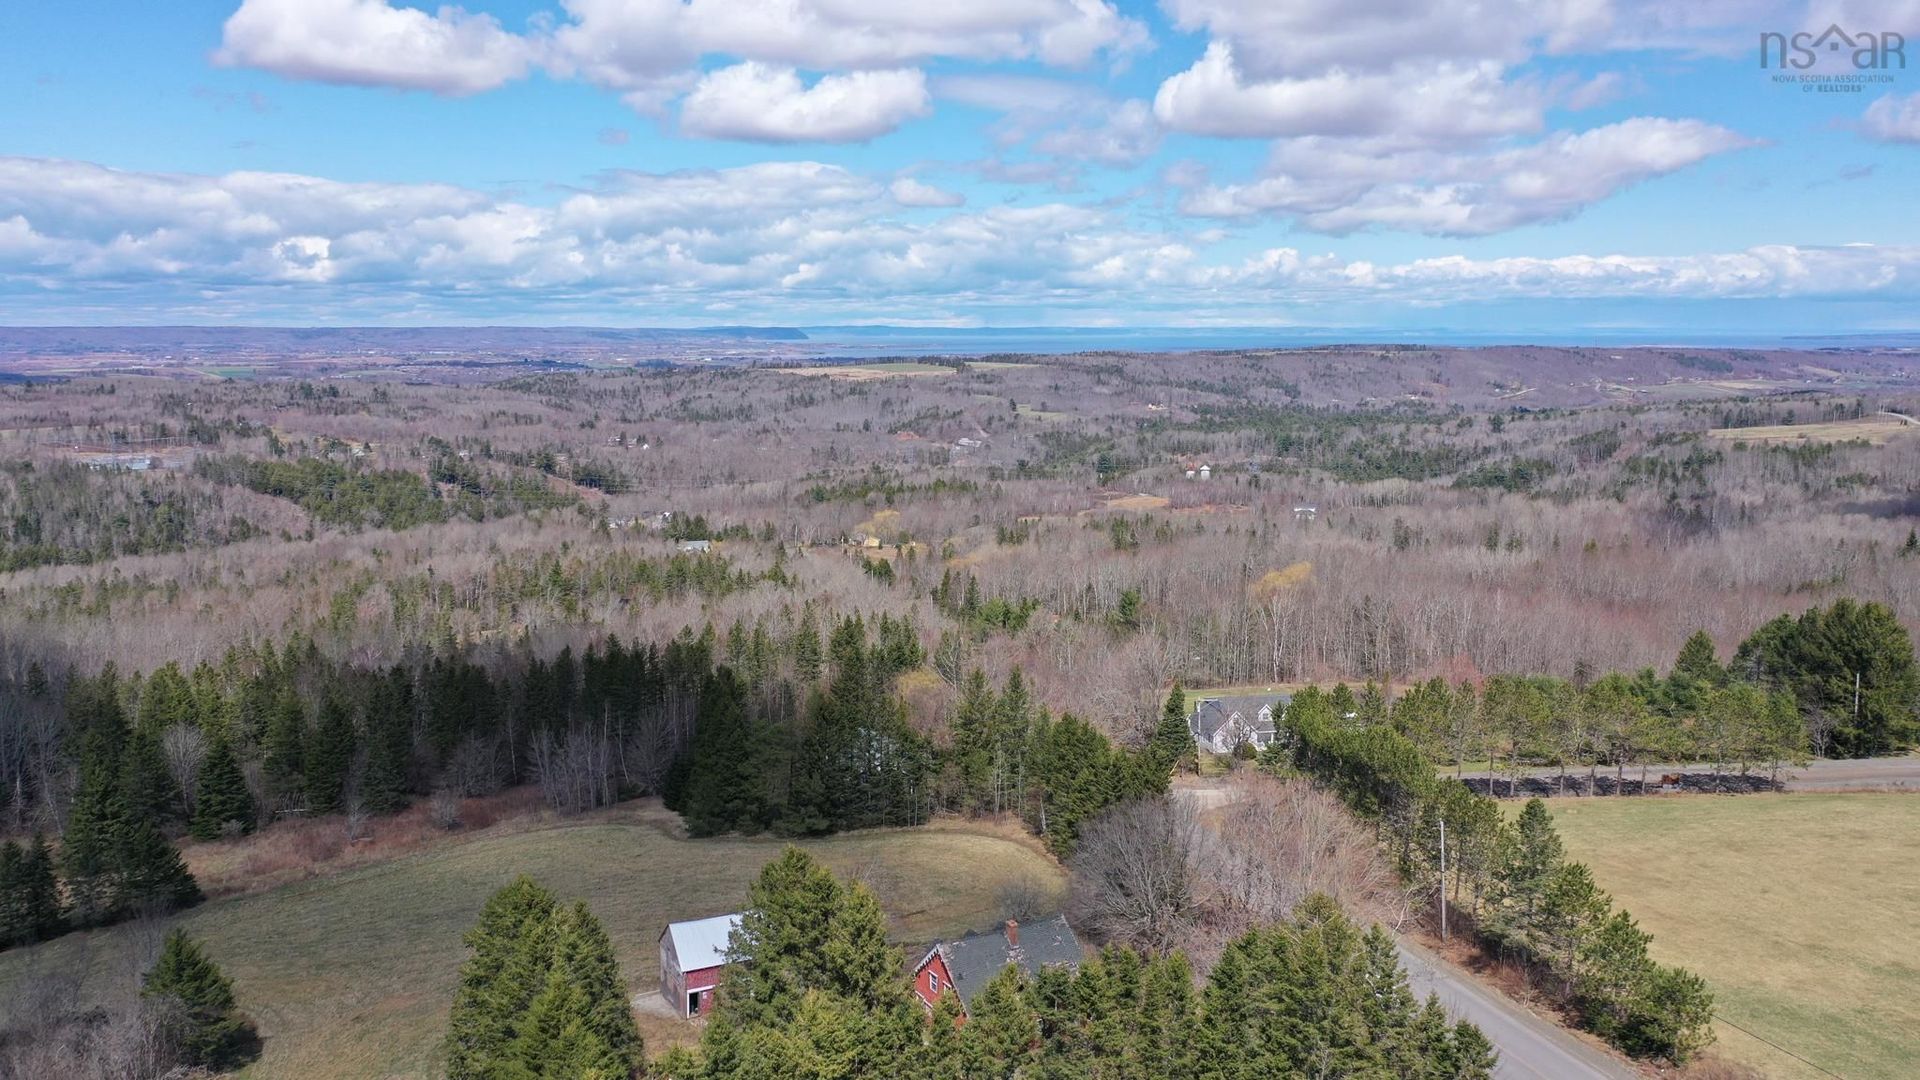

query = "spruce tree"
683;667;770;836
447;876;559;1079
119;815;202;912
0;840;25;947
304;696;355;814
120;728;180;828
263;687;306;796
191;738;256;840
361;668;415;815
0;835;64;947
1151;681;1191;778
143;928;243;1066
508;901;643;1078
63;746;128;926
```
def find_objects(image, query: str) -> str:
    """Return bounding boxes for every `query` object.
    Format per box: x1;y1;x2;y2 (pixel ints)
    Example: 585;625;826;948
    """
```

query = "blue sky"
1;0;1918;331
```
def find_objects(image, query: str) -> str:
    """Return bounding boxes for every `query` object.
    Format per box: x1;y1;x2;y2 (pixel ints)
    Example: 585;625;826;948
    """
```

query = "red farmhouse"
911;915;1083;1019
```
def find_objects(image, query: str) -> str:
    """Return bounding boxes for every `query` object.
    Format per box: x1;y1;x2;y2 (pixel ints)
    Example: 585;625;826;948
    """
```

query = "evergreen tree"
191;737;256;840
0;834;64;947
119;814;202;912
508;901;644;1079
263;686;306;796
362;667;415;815
447;876;559;1079
682;668;771;836
62;746;128;926
143;928;244;1066
1151;681;1191;778
304;695;355;814
120;728;179;828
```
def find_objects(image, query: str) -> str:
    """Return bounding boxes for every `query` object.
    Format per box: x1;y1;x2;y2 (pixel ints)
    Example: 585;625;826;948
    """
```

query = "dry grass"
0;808;1065;1079
1538;793;1920;1080
778;362;951;381
1706;416;1915;445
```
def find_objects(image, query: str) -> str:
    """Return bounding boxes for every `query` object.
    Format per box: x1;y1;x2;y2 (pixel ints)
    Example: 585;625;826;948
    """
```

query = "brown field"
1707;416;1916;445
0;807;1064;1079
1541;793;1920;1080
778;362;952;380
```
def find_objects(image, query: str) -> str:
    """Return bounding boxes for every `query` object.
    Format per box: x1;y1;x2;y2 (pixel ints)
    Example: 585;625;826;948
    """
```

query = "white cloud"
1158;0;1610;78
1034;100;1161;167
1182;118;1755;235
680;63;930;142
8;155;1908;323
890;177;966;207
1154;43;1540;142
1861;91;1920;143
216;0;1145;111
214;0;534;95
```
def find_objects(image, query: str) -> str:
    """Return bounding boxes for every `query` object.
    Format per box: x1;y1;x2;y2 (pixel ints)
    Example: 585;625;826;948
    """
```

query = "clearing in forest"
1707;415;1915;445
0;810;1064;1079
1540;792;1920;1080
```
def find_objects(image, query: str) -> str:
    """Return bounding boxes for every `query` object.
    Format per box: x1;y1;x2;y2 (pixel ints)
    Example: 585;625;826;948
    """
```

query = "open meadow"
0;810;1064;1079
1539;793;1920;1080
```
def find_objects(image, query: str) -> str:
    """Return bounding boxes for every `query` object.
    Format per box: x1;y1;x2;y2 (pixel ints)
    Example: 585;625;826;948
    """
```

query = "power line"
1713;1012;1846;1080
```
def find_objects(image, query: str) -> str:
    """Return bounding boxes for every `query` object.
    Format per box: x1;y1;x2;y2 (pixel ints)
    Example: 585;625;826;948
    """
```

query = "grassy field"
1707;416;1916;445
0;807;1064;1079
1539;793;1920;1080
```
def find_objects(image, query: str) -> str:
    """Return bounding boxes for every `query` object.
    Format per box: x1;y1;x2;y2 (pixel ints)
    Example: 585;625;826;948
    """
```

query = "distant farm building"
1190;694;1289;754
679;539;712;554
911;916;1083;1018
1198;464;1211;481
1292;505;1318;522
659;913;742;1018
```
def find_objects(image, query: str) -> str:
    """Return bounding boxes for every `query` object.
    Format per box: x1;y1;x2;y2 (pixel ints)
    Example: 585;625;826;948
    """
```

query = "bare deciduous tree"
160;724;207;816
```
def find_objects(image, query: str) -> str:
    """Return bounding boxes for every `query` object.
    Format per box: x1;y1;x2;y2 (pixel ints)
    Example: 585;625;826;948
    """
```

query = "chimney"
1004;919;1019;948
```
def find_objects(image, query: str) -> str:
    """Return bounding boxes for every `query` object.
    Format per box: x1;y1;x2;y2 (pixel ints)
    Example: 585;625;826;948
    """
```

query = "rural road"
1397;940;1638;1080
1480;753;1920;792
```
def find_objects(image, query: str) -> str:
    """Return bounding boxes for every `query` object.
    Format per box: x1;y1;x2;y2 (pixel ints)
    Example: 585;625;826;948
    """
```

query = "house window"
928;971;942;994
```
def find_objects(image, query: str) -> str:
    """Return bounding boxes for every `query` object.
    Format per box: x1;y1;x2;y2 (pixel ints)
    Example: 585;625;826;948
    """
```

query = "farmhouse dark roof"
919;914;1082;1007
1191;694;1288;740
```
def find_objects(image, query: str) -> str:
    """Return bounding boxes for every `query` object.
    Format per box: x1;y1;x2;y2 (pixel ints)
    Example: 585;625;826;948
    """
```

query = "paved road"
1474;754;1920;792
1397;940;1638;1080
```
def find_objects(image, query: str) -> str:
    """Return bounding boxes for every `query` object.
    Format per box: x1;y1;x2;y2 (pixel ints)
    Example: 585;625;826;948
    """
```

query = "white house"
1189;694;1288;754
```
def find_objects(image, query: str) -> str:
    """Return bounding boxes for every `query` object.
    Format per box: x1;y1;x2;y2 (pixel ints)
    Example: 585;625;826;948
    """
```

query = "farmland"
0;809;1064;1079
1541;793;1920;1080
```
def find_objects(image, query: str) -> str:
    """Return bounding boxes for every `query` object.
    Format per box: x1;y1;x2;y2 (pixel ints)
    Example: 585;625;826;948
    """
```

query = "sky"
1;0;1919;333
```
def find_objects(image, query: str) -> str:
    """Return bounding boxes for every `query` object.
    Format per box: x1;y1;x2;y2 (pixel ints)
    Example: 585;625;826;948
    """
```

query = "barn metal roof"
664;913;742;972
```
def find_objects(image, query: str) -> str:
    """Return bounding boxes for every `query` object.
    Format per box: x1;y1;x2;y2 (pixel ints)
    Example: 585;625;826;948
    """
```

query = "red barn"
659;913;741;1018
910;915;1083;1020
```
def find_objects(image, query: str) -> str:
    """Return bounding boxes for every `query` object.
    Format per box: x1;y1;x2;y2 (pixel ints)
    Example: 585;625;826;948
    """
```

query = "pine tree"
304;695;355;814
263;687;306;796
508;901;644;1078
447;876;559;1079
191;737;256;840
119;814;202;912
62;746;128;926
682;668;771;836
959;968;1037;1079
361;668;415;815
1151;681;1191;779
120;728;179;828
143;928;244;1066
0;839;25;947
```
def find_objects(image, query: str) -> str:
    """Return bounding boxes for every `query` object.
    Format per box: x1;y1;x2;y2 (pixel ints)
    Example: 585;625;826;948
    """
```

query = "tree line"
1272;697;1715;1062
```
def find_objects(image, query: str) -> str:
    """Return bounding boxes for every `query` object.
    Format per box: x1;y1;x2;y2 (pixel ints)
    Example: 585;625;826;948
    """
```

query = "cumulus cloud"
890;177;966;207
1154;44;1540;142
1861;91;1920;143
1181;118;1756;235
3;155;1913;324
214;0;534;95
215;0;1145;126
680;63;930;142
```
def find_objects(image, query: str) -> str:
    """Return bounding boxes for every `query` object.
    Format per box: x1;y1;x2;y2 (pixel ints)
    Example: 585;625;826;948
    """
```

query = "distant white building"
1197;464;1211;481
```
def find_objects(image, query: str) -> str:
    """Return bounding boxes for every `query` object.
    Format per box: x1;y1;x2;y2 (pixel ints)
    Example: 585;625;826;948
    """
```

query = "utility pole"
1854;671;1861;721
1438;817;1449;943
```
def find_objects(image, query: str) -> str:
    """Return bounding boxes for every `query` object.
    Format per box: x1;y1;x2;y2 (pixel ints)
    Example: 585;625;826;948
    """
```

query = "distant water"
793;326;1920;357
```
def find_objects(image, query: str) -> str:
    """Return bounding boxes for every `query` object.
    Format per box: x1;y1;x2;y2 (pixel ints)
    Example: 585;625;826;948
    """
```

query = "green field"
0;810;1064;1079
1540;793;1920;1080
